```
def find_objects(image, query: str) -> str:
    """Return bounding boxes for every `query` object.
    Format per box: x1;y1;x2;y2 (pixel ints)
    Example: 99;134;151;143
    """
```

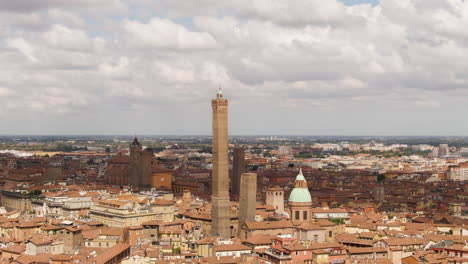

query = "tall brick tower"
238;172;257;237
129;136;143;188
232;147;245;198
211;87;231;238
129;136;153;191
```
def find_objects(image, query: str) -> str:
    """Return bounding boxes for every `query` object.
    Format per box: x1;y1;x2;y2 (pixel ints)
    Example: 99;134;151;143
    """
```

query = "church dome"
288;168;312;203
289;188;312;203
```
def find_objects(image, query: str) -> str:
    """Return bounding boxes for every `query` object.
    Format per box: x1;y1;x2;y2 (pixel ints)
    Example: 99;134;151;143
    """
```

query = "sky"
1;0;468;136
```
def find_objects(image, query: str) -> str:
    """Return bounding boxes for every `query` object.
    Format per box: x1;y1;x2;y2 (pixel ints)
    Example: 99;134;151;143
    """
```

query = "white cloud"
47;9;85;28
0;0;126;13
0;12;46;32
42;25;95;52
1;0;468;134
98;57;131;80
6;38;38;62
123;17;218;50
229;0;351;26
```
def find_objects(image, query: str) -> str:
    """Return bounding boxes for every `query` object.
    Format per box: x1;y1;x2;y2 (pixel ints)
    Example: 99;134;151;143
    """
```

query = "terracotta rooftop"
86;243;130;264
196;256;242;264
297;222;325;231
2;244;25;254
152;199;174;206
244;220;293;230
315;219;336;227
41;224;62;231
215;243;251;252
86;221;103;226
383;237;427;246
16;221;42;228
347;247;387;254
14;253;51;264
98;199;130;207
242;234;275;245
28;234;54;245
309;242;343;250
311;208;348;213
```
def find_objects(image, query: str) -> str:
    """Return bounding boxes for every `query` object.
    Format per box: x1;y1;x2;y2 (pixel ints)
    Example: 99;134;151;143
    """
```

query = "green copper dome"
288;169;312;203
289;188;312;203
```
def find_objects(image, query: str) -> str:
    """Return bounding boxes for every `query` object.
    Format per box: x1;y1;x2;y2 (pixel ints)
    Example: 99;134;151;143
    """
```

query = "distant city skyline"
1;0;468;135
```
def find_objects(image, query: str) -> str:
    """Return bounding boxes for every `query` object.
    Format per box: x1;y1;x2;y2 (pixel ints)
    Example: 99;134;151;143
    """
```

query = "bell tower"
129;136;143;189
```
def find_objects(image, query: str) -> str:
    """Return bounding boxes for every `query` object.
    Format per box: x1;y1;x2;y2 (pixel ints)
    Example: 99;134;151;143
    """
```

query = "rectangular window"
303;211;307;220
295;211;300;220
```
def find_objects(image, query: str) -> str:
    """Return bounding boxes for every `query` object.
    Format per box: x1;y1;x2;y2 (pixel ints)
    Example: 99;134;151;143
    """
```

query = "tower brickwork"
232;147;245;197
129;137;153;191
211;88;231;238
238;173;257;236
129;137;143;189
374;185;385;202
266;186;284;214
140;149;154;189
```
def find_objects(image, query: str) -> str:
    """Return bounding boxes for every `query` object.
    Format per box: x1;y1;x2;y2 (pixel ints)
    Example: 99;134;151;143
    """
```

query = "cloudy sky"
1;0;468;136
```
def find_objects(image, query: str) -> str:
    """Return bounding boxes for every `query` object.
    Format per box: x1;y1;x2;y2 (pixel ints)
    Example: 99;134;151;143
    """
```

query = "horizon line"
1;134;468;137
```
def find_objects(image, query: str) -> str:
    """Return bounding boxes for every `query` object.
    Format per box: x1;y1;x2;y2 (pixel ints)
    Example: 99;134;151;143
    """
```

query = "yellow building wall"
197;244;213;258
315;254;329;264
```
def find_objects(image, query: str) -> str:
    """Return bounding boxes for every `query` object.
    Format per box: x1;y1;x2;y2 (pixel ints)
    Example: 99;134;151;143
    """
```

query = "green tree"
377;174;386;182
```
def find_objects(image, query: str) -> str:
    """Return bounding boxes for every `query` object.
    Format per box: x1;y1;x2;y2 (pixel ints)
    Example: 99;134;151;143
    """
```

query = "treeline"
52;143;88;152
294;149;431;158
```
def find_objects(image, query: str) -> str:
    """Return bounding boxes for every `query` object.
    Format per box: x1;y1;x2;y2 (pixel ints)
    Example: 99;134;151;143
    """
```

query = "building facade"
448;162;468;181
